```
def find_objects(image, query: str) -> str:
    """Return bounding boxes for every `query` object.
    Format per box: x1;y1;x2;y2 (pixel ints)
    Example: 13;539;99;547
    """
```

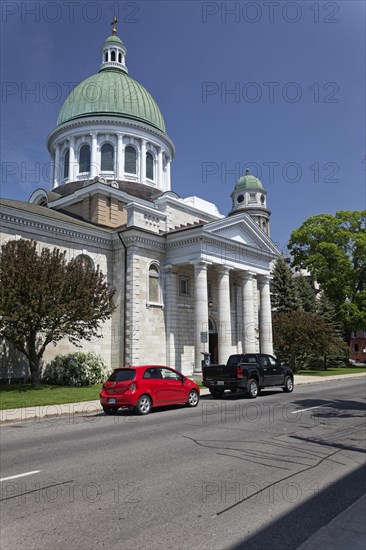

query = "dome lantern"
100;18;128;73
229;168;271;236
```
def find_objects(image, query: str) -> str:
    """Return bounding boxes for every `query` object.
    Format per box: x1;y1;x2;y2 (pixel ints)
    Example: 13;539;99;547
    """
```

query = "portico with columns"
159;213;279;373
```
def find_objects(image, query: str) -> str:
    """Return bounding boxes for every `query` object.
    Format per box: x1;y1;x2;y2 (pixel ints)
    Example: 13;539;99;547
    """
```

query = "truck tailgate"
203;365;238;380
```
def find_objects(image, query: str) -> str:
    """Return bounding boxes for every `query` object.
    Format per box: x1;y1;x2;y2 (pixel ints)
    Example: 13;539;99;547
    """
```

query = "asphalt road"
1;379;365;550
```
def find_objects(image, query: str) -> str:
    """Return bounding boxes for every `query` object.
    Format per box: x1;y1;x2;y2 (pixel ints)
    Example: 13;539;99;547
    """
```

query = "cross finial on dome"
111;16;118;35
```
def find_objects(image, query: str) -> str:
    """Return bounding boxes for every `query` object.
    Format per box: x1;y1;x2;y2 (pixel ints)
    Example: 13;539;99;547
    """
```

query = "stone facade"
0;27;281;381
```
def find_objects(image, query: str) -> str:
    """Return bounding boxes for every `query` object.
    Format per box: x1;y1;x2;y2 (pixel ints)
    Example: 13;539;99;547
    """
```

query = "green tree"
0;239;116;387
273;311;347;372
288;210;366;337
317;292;344;338
293;275;317;313
271;256;298;312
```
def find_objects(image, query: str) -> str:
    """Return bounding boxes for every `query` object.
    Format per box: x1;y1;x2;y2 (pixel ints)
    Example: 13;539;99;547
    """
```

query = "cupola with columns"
46;18;174;193
229;169;271;236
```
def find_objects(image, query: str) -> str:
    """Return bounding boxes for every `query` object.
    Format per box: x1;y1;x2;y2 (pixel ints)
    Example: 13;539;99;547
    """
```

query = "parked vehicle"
202;353;294;398
100;365;200;415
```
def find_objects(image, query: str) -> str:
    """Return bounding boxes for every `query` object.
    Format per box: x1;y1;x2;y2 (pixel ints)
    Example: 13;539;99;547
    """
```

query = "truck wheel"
283;376;294;393
210;388;224;399
248;379;259;398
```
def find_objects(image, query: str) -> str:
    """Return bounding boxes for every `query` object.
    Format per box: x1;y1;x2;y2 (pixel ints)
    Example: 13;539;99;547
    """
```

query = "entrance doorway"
208;318;218;364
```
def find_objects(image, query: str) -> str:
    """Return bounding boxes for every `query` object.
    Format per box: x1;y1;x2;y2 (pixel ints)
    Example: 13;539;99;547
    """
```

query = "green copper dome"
56;69;166;133
103;34;124;45
235;169;263;190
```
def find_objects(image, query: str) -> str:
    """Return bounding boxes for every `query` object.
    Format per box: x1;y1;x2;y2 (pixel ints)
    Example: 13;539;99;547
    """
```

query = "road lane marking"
0;470;41;482
291;403;333;413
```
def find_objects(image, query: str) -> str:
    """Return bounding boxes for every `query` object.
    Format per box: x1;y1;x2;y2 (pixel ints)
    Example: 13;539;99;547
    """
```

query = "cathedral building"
0;23;280;379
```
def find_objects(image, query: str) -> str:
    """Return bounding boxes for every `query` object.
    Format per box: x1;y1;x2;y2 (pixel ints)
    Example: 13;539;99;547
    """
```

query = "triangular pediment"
203;213;280;256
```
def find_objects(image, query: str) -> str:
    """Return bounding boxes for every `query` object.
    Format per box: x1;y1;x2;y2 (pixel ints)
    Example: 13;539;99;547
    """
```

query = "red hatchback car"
100;365;200;415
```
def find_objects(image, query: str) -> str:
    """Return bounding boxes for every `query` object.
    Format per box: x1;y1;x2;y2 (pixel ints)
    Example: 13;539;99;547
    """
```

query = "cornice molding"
47;116;175;157
0;210;112;247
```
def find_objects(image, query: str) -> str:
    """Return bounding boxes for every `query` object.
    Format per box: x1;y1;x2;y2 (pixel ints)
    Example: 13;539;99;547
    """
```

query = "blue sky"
1;0;365;251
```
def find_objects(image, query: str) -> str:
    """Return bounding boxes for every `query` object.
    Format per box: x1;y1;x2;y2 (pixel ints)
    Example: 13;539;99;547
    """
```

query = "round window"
237;194;244;204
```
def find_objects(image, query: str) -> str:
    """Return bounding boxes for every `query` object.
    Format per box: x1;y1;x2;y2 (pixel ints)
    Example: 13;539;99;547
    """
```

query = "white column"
193;262;209;372
113;144;117;177
158;148;163;189
68;137;75;182
140;139;147;183
241;272;256;353
117;133;123;179
258;275;273;355
217;266;232;363
54;145;61;187
90;132;98;178
50;152;55;190
164;265;178;368
236;283;243;353
166;158;171;191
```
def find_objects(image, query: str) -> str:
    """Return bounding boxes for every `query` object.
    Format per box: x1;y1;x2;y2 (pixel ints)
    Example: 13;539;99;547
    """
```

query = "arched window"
101;143;114;171
146;152;154;180
75;254;94;271
118;53;122;63
111;51;116;61
148;264;160;303
79;144;91;173
105;52;108;62
63;149;69;179
125;146;137;174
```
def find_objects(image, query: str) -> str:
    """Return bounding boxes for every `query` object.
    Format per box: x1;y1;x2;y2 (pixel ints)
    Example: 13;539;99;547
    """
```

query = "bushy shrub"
43;352;109;386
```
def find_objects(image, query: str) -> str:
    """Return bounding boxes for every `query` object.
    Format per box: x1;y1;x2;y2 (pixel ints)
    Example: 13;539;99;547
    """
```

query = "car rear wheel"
248;379;259;398
210;388;225;399
135;395;152;415
283;376;294;393
103;406;118;415
186;389;199;407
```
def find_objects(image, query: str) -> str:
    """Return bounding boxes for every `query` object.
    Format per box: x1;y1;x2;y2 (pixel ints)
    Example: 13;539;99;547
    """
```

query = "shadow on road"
226;464;366;550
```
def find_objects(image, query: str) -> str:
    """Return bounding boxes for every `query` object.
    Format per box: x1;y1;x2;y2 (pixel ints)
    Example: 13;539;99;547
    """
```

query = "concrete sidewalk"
296;494;366;550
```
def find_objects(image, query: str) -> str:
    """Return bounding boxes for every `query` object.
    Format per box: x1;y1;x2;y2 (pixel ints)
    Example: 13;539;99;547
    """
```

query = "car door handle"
263;368;268;371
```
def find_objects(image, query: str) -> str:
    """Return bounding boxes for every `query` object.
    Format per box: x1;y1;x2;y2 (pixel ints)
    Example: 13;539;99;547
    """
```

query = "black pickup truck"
202;353;294;398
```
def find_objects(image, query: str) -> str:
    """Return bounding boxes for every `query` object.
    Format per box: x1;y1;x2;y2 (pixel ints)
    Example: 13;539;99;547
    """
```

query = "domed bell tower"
229;169;271;236
100;17;128;74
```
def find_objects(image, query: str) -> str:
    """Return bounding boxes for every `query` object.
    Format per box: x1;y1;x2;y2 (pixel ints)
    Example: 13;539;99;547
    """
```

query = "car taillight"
236;366;243;378
128;382;137;391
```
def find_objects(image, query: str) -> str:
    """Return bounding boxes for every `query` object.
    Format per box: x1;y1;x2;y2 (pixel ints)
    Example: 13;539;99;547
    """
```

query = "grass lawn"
297;367;366;376
0;384;102;410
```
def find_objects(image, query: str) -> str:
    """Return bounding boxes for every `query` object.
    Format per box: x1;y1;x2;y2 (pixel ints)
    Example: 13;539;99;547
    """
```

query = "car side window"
143;368;162;380
159;368;181;381
268;356;278;367
261;356;269;367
